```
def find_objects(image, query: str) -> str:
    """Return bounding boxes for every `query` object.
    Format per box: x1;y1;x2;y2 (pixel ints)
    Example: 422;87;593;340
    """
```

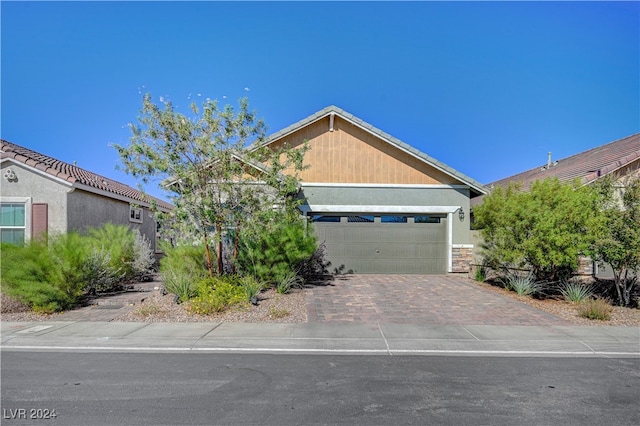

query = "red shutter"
31;203;48;241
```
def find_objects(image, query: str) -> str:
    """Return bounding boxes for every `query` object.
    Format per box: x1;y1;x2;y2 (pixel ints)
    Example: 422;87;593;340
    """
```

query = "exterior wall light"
458;207;465;221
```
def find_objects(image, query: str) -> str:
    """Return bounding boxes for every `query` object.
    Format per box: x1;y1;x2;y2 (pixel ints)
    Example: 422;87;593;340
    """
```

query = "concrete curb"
2;321;638;358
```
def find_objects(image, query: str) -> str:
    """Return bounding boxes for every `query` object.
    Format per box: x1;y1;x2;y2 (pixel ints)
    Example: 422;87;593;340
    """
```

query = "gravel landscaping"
2;278;639;326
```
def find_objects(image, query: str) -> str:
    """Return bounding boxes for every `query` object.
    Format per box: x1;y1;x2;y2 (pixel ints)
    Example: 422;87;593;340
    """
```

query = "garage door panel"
312;215;448;274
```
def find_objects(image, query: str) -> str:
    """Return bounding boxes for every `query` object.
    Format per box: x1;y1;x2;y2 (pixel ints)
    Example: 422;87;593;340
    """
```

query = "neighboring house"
471;132;640;276
258;106;488;274
0;140;172;252
482;132;640;192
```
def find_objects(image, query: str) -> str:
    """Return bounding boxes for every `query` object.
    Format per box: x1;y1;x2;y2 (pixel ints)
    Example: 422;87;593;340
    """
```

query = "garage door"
310;214;447;274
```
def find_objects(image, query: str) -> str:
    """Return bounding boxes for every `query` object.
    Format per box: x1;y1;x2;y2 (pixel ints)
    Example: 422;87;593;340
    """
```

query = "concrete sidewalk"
2;320;638;357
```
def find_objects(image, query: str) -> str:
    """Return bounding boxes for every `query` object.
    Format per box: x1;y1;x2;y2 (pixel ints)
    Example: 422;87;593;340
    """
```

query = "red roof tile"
1;139;172;210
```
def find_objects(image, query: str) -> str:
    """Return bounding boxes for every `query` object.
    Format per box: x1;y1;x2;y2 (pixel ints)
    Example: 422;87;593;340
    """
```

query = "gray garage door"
310;214;447;274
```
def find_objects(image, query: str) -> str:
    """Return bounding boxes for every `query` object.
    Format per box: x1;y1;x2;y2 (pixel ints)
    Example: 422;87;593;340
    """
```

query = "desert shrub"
502;270;540;296
82;247;124;295
237;219;317;285
474;178;601;282
188;277;246;315
560;280;594;303
0;241;77;312
276;270;304;294
577;298;612;320
268;306;290;319
474;265;487;282
239;275;263;304
130;230;156;279
159;243;208;302
85;223;154;282
0;224;153;312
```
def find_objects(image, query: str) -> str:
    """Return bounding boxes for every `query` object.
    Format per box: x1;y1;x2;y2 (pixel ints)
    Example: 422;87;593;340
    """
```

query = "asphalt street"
2;351;639;426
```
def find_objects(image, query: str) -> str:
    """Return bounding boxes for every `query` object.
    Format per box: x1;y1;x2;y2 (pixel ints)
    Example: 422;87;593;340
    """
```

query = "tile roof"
487;132;640;191
255;106;488;196
1;139;172;210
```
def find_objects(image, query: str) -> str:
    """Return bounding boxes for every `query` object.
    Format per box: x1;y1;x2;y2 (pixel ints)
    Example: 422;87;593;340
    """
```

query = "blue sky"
2;1;638;200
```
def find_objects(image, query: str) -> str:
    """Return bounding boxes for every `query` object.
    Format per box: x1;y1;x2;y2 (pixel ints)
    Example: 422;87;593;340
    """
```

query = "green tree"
114;94;308;276
474;178;601;281
593;176;640;306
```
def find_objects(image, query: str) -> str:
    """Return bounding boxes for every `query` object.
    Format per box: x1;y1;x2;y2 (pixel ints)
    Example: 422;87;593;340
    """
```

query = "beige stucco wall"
67;189;158;251
1;161;159;251
1;161;70;235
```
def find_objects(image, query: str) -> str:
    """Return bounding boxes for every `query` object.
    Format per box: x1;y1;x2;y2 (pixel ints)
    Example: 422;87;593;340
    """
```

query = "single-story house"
471;132;640;276
258;106;488;274
0;140;172;252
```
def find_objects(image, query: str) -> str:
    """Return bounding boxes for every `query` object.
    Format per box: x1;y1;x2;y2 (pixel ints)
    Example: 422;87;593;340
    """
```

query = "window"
347;215;375;223
380;215;408;223
413;215;442;224
130;206;143;223
309;214;340;223
1;203;26;244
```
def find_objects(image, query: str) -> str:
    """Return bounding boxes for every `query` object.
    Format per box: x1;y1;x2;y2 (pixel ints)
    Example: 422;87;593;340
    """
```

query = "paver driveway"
305;275;570;325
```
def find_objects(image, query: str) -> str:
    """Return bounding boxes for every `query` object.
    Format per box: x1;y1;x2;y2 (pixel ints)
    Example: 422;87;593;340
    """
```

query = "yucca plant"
502;270;540;296
560;280;594;303
276;270;304;294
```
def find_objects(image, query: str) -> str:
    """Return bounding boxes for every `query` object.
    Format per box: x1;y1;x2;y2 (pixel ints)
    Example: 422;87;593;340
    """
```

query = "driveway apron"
305;275;571;325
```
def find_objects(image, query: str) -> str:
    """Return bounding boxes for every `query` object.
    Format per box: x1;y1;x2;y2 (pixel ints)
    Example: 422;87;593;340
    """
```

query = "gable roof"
256;106;488;196
1;139;172;210
488;132;640;191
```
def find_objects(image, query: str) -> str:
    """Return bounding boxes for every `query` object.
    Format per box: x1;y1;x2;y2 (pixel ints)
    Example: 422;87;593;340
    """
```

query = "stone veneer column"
452;244;474;273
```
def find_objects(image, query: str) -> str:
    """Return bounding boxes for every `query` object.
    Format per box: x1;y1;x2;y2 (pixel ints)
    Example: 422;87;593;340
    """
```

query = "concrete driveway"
305;275;571;325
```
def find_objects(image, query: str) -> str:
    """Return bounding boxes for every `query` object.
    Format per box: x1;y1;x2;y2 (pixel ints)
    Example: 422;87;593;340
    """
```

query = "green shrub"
474;265;487;282
560;280;594;303
82;247;124;295
159;243;208;302
0;224;152;312
86;223;136;280
239;275;263;303
577;298;612;320
502;271;540;296
188;277;246;315
276;270;304;294
85;223;154;282
237;219;317;285
0;241;76;312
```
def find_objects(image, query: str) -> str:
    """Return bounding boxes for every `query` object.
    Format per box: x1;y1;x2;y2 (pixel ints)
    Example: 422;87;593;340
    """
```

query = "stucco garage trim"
298;205;460;214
